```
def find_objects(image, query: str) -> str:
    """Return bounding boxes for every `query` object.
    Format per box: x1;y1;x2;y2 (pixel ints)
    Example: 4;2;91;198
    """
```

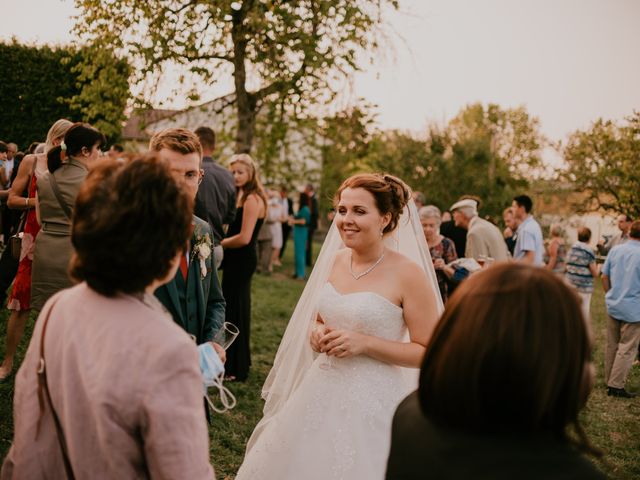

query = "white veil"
246;200;444;451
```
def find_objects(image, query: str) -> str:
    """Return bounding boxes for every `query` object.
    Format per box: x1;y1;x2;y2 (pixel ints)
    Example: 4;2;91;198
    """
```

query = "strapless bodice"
318;283;407;342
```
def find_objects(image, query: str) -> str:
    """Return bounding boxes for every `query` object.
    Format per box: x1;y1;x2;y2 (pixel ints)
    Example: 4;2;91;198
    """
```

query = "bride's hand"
321;329;367;358
310;323;328;353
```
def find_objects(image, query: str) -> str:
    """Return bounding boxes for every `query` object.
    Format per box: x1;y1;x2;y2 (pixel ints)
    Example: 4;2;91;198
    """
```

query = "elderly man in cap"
451;198;509;262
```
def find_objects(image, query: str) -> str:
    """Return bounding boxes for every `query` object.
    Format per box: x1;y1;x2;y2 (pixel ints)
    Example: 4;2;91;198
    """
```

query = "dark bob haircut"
70;154;193;296
419;263;599;455
48;122;106;173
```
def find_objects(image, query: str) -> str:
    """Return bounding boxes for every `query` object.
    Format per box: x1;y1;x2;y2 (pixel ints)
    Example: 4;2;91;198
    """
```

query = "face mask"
198;343;236;413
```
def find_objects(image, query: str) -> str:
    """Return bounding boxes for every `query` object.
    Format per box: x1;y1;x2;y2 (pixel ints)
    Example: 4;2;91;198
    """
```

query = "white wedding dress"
236;282;415;480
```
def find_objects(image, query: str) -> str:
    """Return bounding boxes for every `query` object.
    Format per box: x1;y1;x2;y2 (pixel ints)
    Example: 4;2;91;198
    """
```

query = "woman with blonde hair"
545;223;567;275
221;153;267;381
0;119;72;381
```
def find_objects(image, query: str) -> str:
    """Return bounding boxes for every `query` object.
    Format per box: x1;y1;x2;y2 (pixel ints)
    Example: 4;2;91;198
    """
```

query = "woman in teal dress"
291;192;311;279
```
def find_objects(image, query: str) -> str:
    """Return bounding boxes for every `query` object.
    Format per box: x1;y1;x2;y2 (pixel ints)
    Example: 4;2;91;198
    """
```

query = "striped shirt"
565;242;596;293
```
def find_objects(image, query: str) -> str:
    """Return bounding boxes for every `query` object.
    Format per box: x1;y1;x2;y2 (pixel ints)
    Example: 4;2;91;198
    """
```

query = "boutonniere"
192;231;213;279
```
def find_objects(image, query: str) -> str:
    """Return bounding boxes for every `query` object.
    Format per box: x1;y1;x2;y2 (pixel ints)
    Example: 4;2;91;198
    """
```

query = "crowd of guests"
414;191;639;399
0;121;637;478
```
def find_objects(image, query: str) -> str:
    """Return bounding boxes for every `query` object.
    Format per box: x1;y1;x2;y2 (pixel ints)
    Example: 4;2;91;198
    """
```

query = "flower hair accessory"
60;141;67;151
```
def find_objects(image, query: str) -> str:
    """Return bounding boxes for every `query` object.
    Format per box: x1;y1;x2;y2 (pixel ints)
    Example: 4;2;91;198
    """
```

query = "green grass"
1;246;639;479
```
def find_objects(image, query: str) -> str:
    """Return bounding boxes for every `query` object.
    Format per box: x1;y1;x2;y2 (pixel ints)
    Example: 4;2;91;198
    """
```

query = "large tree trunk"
231;9;257;154
235;92;257;154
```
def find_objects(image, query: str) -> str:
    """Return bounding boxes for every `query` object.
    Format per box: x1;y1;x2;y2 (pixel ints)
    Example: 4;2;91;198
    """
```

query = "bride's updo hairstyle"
334;173;411;234
419;263;600;456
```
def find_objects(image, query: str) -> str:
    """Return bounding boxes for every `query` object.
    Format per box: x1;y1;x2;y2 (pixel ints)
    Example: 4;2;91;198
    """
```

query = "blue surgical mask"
198;342;225;387
198;343;236;413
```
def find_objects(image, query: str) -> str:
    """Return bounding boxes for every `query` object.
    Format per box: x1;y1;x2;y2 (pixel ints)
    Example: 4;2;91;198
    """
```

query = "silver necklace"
349;250;385;280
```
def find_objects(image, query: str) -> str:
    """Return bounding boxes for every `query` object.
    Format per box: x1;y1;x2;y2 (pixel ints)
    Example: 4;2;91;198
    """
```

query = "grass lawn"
1;243;639;478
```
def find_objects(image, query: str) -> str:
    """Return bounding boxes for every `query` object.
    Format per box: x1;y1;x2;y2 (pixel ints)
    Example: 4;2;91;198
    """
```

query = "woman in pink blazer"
2;155;215;479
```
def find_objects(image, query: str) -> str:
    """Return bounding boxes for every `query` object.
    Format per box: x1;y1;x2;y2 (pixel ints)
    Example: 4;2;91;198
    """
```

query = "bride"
236;173;443;479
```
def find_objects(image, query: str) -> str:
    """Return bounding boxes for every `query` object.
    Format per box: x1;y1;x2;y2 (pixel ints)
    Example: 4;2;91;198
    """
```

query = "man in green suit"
150;129;226;351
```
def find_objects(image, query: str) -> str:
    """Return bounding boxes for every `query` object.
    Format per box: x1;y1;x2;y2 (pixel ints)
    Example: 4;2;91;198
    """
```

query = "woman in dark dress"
387;264;604;479
221;153;267;381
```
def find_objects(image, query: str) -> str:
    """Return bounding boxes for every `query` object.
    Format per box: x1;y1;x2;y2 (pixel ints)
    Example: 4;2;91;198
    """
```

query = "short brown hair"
194;126;216;151
70;155;193;296
419;264;598;454
630;220;640;240
334;173;411;234
577;227;591;243
149;128;203;161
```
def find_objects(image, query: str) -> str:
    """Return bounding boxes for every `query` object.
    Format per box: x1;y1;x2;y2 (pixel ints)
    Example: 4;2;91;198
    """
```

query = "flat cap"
450;198;479;212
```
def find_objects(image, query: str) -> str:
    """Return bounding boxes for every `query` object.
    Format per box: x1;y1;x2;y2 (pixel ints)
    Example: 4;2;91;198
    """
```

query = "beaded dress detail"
236;282;413;480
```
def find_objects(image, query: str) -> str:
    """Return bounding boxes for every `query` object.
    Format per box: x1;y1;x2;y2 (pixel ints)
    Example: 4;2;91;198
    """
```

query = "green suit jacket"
155;216;225;344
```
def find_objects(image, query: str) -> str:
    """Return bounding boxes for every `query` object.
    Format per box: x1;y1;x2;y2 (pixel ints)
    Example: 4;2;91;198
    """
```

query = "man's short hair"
194;126;216;151
0;141;7;153
630;220;640;240
513;195;533;213
577;227;591;243
149;128;203;160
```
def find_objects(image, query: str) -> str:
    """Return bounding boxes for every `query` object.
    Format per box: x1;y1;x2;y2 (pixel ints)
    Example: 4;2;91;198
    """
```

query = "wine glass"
212;322;240;350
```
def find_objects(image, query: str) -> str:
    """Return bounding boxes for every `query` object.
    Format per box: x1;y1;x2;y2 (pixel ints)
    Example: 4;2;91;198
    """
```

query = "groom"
150;128;226;348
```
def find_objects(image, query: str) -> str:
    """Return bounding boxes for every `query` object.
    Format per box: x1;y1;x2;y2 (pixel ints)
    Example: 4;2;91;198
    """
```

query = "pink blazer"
2;283;214;479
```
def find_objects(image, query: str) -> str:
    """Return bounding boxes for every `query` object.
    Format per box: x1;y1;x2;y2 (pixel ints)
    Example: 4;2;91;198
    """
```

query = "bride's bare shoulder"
385;250;427;278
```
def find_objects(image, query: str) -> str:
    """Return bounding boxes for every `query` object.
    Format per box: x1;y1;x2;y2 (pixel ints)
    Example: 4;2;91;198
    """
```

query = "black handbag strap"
36;299;76;480
49;172;73;220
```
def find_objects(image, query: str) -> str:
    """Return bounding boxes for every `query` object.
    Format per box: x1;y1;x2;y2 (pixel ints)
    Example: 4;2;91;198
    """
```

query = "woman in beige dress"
30;123;105;311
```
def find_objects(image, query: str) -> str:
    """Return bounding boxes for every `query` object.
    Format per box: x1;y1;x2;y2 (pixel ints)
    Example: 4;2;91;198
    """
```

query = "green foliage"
0;41;79;149
319;102;542;220
66;46;131;140
74;0;398;153
562;112;640;218
0;41;129;148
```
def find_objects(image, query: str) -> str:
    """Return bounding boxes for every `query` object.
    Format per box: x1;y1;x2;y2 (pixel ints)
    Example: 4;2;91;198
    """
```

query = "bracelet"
25;197;29;208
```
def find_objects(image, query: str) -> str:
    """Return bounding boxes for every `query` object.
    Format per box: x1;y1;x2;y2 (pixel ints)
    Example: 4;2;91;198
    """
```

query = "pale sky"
4;0;640;144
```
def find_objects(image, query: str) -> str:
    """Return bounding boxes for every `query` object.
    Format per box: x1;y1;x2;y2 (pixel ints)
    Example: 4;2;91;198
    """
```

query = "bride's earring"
379;230;383;238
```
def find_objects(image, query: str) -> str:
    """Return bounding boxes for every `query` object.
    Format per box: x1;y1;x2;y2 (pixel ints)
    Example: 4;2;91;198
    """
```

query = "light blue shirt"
602;239;640;323
514;215;545;266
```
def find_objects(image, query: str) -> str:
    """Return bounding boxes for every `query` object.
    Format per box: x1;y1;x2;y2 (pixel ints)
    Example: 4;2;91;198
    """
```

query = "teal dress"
293;206;311;279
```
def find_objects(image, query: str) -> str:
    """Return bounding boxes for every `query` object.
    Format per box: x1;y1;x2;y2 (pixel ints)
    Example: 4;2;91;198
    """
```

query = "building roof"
121;109;179;141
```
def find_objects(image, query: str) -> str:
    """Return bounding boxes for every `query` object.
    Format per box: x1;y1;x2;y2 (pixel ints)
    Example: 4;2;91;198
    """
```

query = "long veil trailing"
246;200;444;452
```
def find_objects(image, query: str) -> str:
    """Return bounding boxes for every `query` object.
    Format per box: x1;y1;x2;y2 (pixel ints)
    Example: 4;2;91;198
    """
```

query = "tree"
0;41;129;147
319;103;378;212
447;103;545;181
562;113;640;218
73;0;399;154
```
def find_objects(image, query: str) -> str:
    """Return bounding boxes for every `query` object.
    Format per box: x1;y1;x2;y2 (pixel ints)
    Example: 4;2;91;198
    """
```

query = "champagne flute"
316;323;335;370
212;322;240;350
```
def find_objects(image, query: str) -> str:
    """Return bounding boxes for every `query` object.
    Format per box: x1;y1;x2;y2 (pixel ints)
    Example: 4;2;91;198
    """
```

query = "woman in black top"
387;264;604;479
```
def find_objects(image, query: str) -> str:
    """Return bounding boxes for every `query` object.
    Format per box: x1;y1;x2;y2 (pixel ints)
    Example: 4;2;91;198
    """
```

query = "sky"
4;0;640;146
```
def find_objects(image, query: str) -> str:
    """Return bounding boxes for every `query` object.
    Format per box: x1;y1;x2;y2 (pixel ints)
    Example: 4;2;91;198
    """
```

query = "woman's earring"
380;230;384;238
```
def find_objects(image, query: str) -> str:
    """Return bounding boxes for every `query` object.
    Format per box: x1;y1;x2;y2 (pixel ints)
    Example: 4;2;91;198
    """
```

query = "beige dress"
1;283;214;479
30;158;87;311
